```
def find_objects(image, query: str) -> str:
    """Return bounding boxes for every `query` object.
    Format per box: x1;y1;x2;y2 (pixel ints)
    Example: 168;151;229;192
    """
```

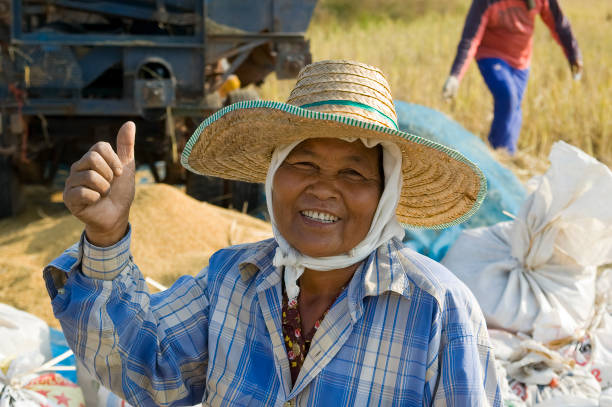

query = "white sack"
533;395;598;407
0;352;55;407
442;141;612;339
0;303;51;363
489;329;601;406
601;387;612;407
558;268;612;390
591;312;612;391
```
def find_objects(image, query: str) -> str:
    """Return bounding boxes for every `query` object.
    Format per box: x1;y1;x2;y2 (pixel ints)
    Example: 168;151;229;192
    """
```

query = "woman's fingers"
68;169;112;196
72;142;123;179
63;185;101;210
71;150;114;183
65;141;119;205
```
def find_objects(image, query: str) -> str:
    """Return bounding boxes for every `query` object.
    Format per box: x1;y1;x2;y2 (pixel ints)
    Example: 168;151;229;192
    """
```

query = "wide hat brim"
181;100;487;230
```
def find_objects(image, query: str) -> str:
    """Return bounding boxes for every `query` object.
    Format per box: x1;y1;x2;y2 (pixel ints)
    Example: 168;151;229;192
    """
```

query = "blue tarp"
50;327;78;383
394;101;526;260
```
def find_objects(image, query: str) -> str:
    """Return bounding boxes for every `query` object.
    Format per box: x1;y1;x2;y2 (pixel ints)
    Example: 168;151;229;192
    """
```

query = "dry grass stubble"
261;0;612;167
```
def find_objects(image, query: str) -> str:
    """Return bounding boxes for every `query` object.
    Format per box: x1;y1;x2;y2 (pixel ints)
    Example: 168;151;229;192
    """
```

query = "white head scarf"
265;138;405;301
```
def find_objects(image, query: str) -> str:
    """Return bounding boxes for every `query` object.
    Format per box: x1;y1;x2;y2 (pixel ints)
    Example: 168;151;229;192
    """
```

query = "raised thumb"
117;121;136;165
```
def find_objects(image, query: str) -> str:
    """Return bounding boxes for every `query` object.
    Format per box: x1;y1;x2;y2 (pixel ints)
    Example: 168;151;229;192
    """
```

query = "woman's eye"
341;169;366;179
292;161;316;170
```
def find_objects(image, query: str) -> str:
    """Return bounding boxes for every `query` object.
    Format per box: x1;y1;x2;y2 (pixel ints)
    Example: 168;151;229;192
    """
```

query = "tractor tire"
0;155;22;218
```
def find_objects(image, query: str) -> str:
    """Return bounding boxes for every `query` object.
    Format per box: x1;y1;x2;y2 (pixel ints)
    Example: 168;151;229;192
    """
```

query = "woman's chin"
292;241;347;258
286;227;366;258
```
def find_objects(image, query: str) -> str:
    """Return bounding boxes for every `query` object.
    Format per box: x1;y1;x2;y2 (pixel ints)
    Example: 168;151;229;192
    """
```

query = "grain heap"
0;184;272;328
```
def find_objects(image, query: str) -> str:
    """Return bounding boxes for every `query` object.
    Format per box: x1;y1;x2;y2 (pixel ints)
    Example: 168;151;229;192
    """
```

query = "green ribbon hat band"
299;99;399;130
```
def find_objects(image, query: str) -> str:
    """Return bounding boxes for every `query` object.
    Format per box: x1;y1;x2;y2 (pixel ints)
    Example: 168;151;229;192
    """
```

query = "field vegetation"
260;0;612;166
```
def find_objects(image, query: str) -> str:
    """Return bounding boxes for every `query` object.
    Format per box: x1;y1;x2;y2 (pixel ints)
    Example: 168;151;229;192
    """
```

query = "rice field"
260;0;612;166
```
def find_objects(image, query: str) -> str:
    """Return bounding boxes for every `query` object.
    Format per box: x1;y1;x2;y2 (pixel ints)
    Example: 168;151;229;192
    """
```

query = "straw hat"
181;60;486;229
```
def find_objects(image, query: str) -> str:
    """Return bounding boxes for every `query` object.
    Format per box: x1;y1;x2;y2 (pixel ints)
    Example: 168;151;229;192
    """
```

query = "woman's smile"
300;210;340;224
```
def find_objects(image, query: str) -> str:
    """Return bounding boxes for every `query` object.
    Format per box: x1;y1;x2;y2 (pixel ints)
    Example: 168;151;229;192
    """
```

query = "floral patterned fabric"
282;286;345;385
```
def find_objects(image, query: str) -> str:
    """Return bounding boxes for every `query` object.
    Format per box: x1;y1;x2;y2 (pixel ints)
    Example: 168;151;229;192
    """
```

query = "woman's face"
272;138;383;257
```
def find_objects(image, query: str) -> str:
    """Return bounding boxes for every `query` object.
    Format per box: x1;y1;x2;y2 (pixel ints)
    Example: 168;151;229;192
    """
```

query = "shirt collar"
238;237;409;303
346;238;410;323
360;238;409;298
238;238;278;283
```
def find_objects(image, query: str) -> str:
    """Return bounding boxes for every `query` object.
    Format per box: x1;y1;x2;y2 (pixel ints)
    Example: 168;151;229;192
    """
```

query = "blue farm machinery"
0;0;317;217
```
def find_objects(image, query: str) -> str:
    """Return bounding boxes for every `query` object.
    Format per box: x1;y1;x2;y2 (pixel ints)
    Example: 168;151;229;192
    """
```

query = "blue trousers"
477;58;530;154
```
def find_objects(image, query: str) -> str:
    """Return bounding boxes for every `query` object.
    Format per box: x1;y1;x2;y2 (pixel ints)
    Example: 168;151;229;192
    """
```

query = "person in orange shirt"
443;0;582;154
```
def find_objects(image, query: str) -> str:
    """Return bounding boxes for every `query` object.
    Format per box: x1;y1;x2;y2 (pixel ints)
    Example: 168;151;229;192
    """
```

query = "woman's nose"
305;174;340;200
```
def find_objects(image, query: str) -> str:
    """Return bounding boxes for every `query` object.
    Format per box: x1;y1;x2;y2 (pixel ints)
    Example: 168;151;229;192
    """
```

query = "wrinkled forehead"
285;137;383;165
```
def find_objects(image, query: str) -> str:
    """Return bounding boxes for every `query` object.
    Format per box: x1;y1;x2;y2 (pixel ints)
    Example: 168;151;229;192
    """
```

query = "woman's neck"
299;263;359;299
297;263;360;334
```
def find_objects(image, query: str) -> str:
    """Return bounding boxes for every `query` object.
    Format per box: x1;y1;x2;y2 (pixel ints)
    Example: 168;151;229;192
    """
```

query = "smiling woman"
44;60;501;406
272;138;385;338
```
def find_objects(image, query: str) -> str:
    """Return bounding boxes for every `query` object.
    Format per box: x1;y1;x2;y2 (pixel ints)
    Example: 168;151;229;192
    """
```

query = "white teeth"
301;210;339;223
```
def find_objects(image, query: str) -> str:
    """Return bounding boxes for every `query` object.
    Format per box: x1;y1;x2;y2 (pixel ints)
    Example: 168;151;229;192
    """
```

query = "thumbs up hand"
64;121;136;247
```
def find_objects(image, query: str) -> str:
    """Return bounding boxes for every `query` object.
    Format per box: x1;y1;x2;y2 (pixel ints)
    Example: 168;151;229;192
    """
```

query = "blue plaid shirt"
44;228;501;406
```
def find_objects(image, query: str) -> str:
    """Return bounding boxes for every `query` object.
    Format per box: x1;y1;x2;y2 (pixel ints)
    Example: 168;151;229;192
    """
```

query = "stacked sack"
0;304;84;407
442;142;612;406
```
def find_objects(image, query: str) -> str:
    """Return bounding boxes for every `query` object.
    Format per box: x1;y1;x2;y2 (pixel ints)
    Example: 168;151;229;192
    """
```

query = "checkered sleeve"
44;227;210;407
430;335;501;406
80;229;132;280
426;291;502;406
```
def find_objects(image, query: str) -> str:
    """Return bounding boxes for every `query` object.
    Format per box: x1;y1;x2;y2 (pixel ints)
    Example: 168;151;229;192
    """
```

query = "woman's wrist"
85;220;129;247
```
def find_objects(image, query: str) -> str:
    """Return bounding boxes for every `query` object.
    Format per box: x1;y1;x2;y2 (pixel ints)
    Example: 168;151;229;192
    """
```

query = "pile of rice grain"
0;184;272;327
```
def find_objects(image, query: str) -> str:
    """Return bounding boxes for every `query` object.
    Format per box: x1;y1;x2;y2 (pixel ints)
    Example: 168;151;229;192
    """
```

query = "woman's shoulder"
206;238;277;278
392;241;479;311
392;242;490;342
213;238;277;256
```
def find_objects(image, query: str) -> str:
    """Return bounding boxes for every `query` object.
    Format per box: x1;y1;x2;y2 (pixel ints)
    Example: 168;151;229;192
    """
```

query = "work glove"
442;75;459;100
571;61;583;81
